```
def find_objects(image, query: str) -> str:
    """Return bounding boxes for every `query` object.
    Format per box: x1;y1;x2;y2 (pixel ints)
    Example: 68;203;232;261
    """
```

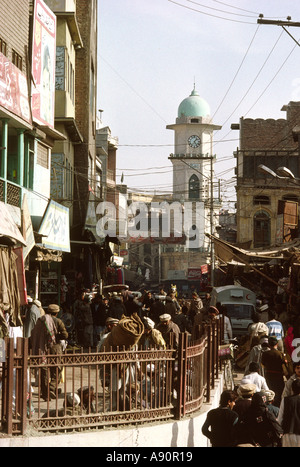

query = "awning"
207;233;300;265
0;201;26;246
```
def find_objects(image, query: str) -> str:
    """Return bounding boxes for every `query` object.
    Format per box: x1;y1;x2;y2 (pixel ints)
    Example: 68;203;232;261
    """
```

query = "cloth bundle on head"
103;312;144;349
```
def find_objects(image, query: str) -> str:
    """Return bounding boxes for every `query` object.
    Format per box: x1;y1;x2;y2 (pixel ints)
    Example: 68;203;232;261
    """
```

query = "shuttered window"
37;143;49;169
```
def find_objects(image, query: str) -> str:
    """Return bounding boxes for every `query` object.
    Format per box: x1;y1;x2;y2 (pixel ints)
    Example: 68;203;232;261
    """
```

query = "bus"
210;285;256;337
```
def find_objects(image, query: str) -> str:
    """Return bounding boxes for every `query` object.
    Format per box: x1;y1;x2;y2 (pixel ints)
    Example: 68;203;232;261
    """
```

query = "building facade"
232;101;300;248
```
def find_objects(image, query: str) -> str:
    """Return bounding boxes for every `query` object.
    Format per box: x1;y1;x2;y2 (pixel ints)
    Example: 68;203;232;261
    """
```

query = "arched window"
253;210;270;248
189;174;200;199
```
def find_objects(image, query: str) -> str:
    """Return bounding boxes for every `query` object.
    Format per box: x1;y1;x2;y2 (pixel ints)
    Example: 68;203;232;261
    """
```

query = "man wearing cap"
261;336;286;407
234;383;257;419
98;317;119;351
261;389;279;418
23;297;41;338
156;313;180;349
30;304;68;401
139;317;166;350
189;292;203;325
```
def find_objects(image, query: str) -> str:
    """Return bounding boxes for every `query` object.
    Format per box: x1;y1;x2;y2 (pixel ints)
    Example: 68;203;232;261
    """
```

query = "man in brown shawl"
30;304;68;401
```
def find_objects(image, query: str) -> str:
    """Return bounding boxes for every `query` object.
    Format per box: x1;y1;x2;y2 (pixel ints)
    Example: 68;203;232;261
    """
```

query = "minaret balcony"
168;153;212;160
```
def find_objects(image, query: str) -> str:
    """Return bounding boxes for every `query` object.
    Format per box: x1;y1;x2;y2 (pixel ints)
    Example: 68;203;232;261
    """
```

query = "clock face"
188;135;201;148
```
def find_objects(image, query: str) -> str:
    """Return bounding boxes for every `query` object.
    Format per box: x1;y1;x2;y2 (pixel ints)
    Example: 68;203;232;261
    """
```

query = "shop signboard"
38;200;70;252
187;268;202;281
31;0;56;128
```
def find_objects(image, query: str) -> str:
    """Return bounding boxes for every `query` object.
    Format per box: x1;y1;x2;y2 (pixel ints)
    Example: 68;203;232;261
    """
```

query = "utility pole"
257;16;300;47
210;155;215;287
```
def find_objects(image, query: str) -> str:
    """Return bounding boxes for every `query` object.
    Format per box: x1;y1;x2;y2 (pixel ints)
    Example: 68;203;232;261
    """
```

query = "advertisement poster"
31;0;56;128
0;52;31;124
38;200;70;252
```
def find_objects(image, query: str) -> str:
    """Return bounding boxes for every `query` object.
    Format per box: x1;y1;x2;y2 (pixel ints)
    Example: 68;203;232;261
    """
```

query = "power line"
167;0;256;24
186;0;258;18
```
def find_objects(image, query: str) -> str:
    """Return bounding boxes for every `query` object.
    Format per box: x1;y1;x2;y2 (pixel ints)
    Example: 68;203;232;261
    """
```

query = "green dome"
178;88;210;118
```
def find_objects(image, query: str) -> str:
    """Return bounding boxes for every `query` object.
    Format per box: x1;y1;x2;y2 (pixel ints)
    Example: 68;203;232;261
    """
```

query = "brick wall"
73;0;98;227
0;0;29;74
240;102;300;151
240;118;298;150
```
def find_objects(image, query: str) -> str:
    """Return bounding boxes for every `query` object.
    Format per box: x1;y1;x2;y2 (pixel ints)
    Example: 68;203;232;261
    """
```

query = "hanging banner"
38;200;70;252
31;0;56;128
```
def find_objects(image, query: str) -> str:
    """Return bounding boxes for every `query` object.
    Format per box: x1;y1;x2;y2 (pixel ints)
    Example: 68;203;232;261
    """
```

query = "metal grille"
7;182;21;207
0;179;4;201
0;321;223;436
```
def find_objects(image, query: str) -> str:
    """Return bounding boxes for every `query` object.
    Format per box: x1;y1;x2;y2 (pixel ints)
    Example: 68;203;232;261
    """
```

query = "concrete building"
44;0;84;228
232;101;300;248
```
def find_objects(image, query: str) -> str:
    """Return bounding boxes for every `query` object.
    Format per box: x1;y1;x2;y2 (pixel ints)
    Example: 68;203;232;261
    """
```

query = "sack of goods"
103;313;145;349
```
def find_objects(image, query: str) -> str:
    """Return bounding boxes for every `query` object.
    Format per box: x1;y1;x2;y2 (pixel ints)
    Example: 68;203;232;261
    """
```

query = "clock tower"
167;86;222;203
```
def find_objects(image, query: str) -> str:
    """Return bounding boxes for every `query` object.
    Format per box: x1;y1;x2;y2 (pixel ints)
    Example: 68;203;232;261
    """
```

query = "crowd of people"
202;304;300;448
17;287;214;404
16;285;300;446
32;287;213;352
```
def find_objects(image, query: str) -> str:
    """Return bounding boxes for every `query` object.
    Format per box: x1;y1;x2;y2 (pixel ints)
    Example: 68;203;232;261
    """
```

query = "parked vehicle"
210;285;256;337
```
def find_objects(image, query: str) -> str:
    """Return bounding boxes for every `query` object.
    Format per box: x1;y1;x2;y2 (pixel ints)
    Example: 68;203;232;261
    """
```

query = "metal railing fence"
0;320;223;436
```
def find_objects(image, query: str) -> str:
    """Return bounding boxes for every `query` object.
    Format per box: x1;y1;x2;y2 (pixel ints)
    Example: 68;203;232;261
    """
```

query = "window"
253;210;270;248
283;194;299;203
243;154;300;179
0;38;7;56
12;49;22;70
189;174;200;199
37;143;49;169
253;195;270;205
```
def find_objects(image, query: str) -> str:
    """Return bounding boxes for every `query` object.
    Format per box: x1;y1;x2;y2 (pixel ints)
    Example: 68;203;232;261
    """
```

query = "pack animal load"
102;312;144;349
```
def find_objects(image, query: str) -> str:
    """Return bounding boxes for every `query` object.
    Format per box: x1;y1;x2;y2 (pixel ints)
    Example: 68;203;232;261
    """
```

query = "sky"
97;0;300;209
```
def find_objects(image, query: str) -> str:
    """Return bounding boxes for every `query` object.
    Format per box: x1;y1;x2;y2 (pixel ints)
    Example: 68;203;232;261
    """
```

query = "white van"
210;285;256;337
